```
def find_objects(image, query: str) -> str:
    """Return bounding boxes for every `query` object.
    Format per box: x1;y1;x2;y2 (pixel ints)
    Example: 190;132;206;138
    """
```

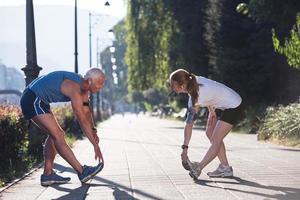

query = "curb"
0;162;43;194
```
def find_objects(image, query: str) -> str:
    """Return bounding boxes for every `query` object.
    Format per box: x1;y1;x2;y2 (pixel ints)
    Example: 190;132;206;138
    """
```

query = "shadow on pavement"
93;176;162;200
88;184;140;200
51;183;140;200
272;147;300;152
195;176;300;200
112;186;140;200
53;164;162;200
51;184;89;200
54;163;75;174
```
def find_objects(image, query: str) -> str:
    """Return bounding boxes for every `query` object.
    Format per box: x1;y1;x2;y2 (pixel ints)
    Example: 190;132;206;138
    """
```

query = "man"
20;68;105;186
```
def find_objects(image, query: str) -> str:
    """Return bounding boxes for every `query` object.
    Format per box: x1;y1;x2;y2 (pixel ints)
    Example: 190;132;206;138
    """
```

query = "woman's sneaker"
182;159;200;171
41;172;71;186
207;164;233;178
189;162;201;180
78;162;104;183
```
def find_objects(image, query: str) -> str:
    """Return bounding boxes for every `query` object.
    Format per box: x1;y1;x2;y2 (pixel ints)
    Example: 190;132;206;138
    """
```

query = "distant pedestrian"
20;69;105;186
169;68;242;180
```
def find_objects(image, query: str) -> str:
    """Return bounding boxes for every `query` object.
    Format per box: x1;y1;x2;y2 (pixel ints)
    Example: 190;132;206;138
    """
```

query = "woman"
169;68;242;180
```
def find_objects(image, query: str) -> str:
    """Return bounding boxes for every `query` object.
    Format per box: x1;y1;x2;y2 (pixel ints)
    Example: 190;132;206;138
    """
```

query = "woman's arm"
181;107;198;162
181;122;194;162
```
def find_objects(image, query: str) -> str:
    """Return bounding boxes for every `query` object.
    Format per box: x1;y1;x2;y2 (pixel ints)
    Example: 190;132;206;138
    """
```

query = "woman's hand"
181;149;189;162
207;106;216;128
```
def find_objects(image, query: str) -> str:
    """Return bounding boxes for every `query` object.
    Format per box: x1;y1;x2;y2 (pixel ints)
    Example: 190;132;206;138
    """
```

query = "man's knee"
50;129;65;141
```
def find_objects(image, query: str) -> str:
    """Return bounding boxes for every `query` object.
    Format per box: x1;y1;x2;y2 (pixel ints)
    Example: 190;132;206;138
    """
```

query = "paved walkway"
1;114;300;200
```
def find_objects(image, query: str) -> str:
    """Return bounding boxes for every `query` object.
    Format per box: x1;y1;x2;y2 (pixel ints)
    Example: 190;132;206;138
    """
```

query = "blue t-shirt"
28;71;83;104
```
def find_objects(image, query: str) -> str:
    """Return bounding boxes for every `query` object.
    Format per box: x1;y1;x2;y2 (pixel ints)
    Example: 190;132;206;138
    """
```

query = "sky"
0;0;127;75
0;0;127;18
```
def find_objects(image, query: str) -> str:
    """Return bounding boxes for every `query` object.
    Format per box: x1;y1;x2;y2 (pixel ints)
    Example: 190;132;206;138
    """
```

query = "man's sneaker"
40;172;71;186
78;162;104;183
189;162;201;180
207;164;233;178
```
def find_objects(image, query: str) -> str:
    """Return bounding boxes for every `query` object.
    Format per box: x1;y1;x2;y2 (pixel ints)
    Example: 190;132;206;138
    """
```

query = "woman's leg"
199;120;233;170
205;117;229;166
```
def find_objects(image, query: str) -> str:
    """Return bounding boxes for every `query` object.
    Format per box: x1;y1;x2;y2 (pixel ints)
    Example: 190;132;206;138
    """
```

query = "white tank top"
188;76;242;110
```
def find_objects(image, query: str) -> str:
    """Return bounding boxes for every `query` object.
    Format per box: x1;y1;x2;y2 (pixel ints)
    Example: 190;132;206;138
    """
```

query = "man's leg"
43;136;57;175
205;117;229;166
32;113;83;174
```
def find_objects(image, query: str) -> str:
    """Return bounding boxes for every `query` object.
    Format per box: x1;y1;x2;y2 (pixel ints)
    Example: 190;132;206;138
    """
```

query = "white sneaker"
182;159;200;171
207;164;233;178
189;162;201;180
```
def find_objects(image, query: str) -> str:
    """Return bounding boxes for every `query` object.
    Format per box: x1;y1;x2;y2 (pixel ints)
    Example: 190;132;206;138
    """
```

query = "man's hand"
92;128;99;144
94;145;104;163
93;133;99;144
181;149;188;162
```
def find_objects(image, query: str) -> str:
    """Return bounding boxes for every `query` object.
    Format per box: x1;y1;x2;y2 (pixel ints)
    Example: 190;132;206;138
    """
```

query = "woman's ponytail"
186;73;199;107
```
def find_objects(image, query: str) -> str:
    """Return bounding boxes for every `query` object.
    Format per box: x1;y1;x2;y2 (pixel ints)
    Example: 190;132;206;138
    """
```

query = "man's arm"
81;98;99;144
71;91;103;161
61;80;103;161
71;91;97;146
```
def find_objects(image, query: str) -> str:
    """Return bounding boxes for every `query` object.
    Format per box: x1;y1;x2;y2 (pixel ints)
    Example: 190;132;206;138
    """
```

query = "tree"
273;13;300;69
236;0;300;102
125;0;209;93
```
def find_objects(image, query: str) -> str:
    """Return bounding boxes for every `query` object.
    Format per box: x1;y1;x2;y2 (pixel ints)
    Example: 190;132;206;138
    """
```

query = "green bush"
52;105;83;138
0;104;79;186
0;105;32;184
258;102;300;144
52;105;74;132
236;104;267;134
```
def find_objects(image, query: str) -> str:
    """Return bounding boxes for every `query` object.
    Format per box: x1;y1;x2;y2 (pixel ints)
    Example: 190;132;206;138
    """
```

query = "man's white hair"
84;68;105;81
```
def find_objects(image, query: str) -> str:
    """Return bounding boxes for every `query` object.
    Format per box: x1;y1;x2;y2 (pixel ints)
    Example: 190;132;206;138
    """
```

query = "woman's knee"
210;137;222;147
206;131;213;141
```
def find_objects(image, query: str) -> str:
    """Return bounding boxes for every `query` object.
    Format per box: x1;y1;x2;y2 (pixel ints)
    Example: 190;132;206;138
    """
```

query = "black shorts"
20;88;51;120
215;105;242;126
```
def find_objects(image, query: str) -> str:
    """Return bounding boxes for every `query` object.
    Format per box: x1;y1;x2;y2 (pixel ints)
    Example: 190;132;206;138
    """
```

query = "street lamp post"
108;30;116;113
96;37;102;121
88;12;94;117
22;0;43;156
22;0;42;86
88;1;110;119
74;0;78;73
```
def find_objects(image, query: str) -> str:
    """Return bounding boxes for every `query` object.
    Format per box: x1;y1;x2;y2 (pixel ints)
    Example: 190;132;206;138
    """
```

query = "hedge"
258;102;300;146
0;104;79;186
